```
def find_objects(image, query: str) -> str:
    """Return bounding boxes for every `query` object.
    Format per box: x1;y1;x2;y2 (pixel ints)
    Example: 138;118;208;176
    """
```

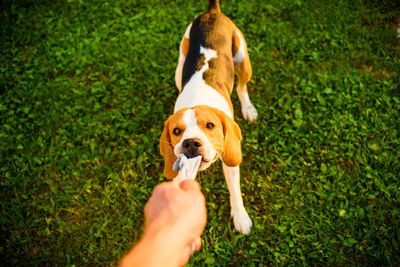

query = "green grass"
1;0;399;265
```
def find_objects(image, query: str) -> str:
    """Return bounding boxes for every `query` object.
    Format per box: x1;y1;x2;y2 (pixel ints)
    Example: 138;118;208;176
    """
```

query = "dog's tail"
208;0;221;12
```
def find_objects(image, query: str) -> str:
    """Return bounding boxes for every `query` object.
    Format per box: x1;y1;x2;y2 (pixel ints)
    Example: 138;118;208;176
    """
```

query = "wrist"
121;228;182;267
124;227;187;267
144;225;187;252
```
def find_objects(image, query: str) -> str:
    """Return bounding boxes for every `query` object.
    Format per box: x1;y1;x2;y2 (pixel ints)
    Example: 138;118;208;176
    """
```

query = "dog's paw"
242;104;258;122
232;209;253;235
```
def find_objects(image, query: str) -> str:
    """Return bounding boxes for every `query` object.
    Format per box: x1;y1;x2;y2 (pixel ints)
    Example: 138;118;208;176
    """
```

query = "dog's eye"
173;128;182;136
206;122;214;129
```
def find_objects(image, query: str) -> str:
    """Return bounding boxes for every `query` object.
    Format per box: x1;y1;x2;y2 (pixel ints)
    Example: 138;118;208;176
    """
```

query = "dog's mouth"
199;154;219;170
184;153;201;159
181;151;219;170
201;157;209;163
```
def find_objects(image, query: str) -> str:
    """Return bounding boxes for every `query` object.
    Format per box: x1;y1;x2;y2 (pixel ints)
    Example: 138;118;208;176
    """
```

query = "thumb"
179;180;201;192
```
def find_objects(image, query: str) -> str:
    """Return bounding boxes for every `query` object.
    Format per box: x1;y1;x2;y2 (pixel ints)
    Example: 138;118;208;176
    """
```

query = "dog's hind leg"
175;23;192;92
232;27;258;121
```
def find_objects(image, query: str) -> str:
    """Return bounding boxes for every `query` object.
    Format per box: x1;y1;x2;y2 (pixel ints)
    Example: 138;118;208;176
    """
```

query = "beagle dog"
160;0;257;235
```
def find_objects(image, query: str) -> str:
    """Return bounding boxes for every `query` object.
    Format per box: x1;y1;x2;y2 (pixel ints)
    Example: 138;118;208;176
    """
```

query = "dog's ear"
217;111;242;167
160;119;178;179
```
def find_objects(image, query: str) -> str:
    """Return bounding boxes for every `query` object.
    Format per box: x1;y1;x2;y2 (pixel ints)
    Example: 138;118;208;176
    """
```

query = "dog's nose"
182;139;202;150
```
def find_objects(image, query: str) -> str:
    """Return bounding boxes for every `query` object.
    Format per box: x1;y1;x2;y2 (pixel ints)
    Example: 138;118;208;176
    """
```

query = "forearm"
120;230;185;267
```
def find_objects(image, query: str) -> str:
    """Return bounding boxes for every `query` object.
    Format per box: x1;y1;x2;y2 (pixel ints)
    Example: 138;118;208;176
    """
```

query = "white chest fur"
174;46;233;118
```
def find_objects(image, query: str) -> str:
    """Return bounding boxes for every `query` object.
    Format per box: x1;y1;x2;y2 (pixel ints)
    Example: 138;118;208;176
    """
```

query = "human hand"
121;180;206;267
143;180;206;265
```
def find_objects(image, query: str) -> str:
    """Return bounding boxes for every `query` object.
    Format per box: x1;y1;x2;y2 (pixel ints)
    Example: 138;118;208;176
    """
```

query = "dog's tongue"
173;154;202;181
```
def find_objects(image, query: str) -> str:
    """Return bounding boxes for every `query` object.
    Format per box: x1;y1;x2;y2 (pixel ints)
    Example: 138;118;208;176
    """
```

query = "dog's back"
182;10;236;95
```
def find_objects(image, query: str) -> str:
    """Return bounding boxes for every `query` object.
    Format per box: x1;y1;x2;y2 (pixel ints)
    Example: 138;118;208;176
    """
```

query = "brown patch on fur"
233;26;252;88
160;110;189;178
215;109;242;166
232;29;240;56
181;37;189;57
196;54;206;71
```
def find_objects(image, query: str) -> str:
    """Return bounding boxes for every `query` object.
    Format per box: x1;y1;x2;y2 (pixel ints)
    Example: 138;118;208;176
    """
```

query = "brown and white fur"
160;0;257;234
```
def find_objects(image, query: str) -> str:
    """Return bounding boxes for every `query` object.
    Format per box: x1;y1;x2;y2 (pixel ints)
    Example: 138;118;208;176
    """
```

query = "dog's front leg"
222;163;253;234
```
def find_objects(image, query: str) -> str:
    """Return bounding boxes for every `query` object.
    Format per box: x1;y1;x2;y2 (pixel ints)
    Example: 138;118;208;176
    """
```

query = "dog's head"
160;105;242;178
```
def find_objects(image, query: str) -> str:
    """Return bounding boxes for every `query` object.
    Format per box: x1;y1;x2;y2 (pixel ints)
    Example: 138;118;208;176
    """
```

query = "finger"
180;245;192;266
179;180;201;192
193;236;202;252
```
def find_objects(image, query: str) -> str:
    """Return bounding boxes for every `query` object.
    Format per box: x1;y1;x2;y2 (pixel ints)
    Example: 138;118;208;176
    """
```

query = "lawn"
1;0;399;265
